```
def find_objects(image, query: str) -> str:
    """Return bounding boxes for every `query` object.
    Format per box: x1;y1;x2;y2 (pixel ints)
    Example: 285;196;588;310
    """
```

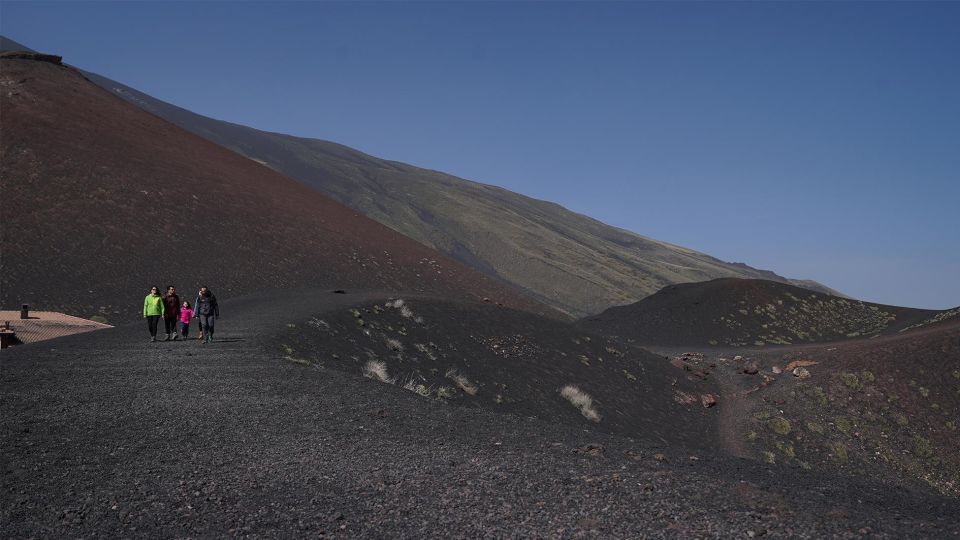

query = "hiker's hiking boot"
163;334;170;341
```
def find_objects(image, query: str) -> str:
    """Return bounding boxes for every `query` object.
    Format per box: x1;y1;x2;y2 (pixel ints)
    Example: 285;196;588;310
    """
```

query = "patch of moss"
753;411;772;421
761;451;776;464
861;370;876;383
776;441;796;459
747;430;758;441
812;386;829;407
280;343;294;355
913;436;934;459
806;421;824;434
894;414;909;427
918;387;930;398
834;417;853;435
839;373;861;390
768;417;791;435
830;442;848;462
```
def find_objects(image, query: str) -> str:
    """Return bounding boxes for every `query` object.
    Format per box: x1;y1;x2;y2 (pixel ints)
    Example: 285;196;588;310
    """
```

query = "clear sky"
3;1;958;309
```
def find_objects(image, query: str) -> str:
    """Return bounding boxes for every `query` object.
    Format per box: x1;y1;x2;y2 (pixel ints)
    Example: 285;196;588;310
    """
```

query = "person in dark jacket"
194;287;219;344
162;285;181;341
193;287;204;340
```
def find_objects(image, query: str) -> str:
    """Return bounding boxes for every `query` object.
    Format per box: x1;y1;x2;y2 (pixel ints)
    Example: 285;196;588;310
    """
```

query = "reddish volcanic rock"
0;56;557;321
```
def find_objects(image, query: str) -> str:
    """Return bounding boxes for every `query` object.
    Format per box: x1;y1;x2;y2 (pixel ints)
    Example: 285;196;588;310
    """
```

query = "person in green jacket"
143;286;165;342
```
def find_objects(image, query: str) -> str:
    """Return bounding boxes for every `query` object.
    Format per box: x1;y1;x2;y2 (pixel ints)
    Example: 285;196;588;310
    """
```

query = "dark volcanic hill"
0;53;553;322
4;288;959;537
578;278;948;347
0;35;838;317
271;293;720;448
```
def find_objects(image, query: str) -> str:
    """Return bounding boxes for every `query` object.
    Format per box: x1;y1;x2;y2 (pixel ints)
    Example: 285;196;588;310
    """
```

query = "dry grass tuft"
362;360;394;384
445;368;479;395
560;385;601;422
385;338;404;351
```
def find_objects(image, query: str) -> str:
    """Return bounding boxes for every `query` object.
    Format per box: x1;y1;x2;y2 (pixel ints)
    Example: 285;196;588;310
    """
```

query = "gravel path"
3;289;959;538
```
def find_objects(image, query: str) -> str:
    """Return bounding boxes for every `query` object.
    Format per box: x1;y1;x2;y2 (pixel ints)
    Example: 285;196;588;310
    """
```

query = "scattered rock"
673;390;698;405
743;361;760;375
700;394;717;408
771;365;782;374
575;444;605;457
653;453;668;462
784;359;818;371
792;367;811;379
734;355;744;362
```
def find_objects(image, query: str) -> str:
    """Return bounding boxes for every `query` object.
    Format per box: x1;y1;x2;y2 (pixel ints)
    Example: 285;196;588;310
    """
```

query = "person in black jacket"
161;285;181;341
194;286;220;344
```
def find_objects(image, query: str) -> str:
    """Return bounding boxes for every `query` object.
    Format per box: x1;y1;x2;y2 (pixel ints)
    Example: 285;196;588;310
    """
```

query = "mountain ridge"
0;36;842;317
1;35;842;317
0;53;555;322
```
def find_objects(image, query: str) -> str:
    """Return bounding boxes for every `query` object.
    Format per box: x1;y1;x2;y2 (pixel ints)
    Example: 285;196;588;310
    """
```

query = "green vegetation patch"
776;441;796;459
768;417;791;435
913;436;934;459
834;416;853;435
861;370;876;383
830;442;848;462
811;386;829;406
839;372;861;390
894;414;909;427
806;421;824;434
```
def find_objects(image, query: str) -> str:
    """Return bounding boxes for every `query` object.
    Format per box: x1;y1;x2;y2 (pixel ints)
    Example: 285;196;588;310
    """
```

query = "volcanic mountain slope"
578;278;945;347
0;53;552;322
0;35;837;317
4;288;960;537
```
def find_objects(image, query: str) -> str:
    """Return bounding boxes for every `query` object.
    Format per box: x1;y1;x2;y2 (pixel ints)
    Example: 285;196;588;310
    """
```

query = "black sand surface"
3;289;959;538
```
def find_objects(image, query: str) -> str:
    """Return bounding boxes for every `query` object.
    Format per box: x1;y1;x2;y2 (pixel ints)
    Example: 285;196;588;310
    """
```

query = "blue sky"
3;1;958;308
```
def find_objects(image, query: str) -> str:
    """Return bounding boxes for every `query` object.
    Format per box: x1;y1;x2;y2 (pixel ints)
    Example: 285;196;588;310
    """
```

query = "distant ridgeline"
578;278;951;347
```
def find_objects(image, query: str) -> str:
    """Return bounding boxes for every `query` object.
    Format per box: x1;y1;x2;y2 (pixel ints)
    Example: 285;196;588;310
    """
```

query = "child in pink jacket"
178;301;194;340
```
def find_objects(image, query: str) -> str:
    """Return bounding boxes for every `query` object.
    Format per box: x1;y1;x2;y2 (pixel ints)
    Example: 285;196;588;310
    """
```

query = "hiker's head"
200;286;209;296
167;285;175;294
150;286;159;295
182;300;190;308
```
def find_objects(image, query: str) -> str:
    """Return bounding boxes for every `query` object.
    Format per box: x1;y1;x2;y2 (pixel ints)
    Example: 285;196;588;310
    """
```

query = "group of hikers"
143;285;219;343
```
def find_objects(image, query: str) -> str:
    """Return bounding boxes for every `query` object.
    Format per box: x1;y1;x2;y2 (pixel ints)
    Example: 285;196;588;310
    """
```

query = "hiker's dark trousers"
164;317;177;335
146;315;160;337
199;314;216;335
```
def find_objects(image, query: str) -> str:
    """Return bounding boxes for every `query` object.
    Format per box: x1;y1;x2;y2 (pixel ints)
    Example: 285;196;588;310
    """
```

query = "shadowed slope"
578;278;943;347
271;294;720;448
0;55;554;322
0;38;841;317
2;288;958;537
